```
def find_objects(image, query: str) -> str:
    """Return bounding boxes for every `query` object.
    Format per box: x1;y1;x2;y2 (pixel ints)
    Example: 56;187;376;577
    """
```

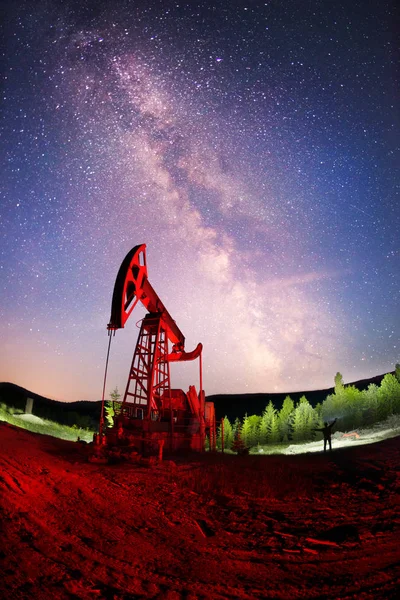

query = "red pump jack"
92;244;216;462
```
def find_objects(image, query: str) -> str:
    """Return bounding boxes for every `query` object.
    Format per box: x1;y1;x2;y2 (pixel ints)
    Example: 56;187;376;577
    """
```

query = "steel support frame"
122;314;171;419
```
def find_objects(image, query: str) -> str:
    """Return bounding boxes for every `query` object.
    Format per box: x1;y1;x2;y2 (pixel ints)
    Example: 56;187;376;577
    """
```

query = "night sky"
1;0;399;402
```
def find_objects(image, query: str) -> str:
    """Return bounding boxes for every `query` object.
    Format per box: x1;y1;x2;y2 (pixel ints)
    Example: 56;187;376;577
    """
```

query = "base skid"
89;427;205;465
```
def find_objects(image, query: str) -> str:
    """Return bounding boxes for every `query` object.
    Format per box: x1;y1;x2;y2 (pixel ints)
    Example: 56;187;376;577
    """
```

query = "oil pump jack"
93;244;216;460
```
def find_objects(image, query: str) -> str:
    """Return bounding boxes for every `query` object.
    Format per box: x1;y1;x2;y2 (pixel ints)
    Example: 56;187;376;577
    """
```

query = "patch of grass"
0;403;95;442
249;444;291;455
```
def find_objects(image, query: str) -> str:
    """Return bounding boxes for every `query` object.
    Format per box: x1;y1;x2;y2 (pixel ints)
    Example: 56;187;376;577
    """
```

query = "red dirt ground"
1;422;399;599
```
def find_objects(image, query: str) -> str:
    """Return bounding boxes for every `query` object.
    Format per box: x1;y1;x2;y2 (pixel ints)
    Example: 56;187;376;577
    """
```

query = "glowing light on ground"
280;416;400;454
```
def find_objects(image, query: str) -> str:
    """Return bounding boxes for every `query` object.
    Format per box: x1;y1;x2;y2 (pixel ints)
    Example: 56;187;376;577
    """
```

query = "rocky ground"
1;422;399;599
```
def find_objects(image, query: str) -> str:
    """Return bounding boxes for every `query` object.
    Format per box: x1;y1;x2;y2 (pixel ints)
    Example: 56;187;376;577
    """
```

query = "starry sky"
1;0;399;402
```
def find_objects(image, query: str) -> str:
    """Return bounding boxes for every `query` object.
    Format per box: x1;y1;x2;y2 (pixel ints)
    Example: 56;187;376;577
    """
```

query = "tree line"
217;366;400;451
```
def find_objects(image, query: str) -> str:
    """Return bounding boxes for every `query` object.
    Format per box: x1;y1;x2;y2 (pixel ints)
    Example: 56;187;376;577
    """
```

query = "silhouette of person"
314;418;337;452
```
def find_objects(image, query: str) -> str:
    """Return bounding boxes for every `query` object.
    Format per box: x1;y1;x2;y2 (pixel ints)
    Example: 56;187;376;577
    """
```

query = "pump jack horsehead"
93;244;216;461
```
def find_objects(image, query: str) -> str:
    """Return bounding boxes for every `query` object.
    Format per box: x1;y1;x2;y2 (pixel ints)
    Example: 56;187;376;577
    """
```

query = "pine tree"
291;406;303;442
334;372;344;392
278;395;294;441
312;404;324;440
247;414;262;447
314;402;322;420
342;385;363;429
322;373;347;424
321;393;336;424
105;387;121;428
231;424;247;454
216;421;223;450
362;384;379;426
259;401;276;444
222;416;234;450
378;373;400;417
265;402;278;443
304;399;317;439
269;412;280;443
241;414;252;448
258;409;269;445
233;417;241;440
292;396;314;442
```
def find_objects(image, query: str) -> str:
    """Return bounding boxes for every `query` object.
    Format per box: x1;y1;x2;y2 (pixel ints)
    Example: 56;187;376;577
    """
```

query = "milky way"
1;0;399;401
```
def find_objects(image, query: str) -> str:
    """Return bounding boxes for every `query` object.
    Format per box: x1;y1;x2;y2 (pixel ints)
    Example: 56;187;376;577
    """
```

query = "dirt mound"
1;423;399;599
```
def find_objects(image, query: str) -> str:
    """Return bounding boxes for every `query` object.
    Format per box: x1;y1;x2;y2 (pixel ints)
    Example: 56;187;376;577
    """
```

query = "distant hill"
0;372;394;424
0;382;101;428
